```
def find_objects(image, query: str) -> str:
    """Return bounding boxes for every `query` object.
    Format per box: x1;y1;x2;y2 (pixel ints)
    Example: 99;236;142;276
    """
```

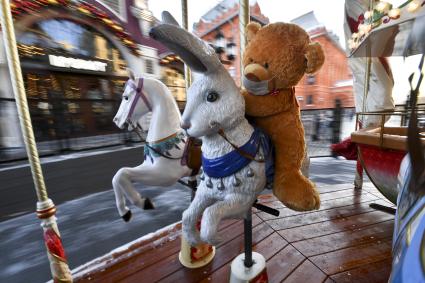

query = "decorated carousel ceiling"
8;0;141;56
348;0;424;52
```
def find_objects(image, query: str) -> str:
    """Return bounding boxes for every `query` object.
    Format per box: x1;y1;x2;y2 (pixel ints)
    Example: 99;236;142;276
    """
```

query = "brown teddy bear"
242;22;324;211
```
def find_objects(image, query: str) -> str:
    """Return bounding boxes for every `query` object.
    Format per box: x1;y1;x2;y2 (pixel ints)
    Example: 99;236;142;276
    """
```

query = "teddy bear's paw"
275;178;320;211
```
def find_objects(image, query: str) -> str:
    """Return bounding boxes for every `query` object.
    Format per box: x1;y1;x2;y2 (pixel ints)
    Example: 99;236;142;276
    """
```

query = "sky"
148;0;424;104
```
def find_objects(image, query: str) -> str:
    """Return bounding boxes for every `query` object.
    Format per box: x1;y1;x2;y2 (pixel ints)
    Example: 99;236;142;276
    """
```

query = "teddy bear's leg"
273;167;320;211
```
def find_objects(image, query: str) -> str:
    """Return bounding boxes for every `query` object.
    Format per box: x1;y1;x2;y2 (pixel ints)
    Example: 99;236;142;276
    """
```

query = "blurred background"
0;0;357;162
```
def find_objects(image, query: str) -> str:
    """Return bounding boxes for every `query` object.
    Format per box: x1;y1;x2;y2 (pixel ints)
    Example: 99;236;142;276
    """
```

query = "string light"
348;0;424;51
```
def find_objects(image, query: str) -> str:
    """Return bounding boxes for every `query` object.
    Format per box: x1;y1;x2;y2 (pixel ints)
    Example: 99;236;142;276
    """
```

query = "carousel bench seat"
351;127;425;151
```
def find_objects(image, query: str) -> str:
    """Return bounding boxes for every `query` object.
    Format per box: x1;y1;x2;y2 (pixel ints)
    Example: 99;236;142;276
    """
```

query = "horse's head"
113;70;152;131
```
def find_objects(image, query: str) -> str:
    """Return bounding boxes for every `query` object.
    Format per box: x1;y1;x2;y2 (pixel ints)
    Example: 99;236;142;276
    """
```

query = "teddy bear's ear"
246;22;261;43
305;42;325;74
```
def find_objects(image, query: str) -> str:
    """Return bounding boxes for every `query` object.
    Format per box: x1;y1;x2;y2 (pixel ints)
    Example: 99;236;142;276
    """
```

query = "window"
228;66;236;78
306;75;316;85
145;59;154;74
307;95;314;105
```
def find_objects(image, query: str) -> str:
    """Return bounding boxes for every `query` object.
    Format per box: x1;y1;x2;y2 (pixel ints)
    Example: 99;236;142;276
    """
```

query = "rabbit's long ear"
161;11;180;27
150;14;221;73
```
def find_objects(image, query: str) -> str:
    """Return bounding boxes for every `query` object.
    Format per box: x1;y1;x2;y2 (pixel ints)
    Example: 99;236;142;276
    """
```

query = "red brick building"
292;12;354;109
194;3;354;110
193;0;269;85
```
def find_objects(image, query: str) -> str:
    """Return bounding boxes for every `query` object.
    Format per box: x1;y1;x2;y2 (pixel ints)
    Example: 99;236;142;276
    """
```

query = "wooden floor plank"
292;220;394;257
266;244;305;283
158;222;275;283
96;235;182;283
278;210;394;242
316;183;356;194
330;258;392;283
199;232;288;283
319;189;361;202
282;259;327;283
258;192;379;221
266;199;392;231
309;239;392;275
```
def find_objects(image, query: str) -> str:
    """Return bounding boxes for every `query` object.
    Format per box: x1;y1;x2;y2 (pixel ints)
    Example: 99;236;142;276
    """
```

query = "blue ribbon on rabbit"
202;128;274;185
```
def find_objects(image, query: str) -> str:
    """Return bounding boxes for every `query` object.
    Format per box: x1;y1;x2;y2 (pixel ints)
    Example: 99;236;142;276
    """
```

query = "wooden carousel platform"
73;183;395;283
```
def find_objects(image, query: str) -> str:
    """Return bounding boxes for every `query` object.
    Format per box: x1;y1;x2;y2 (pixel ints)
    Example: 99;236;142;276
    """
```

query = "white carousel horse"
150;13;271;246
112;71;192;222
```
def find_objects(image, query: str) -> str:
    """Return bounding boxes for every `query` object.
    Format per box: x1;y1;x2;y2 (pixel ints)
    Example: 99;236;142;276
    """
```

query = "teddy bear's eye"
264;63;269;69
206;91;219;103
249;58;253;63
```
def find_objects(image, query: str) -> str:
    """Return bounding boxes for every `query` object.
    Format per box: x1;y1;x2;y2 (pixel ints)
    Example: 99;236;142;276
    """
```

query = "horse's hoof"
144;198;155;210
122;210;132;222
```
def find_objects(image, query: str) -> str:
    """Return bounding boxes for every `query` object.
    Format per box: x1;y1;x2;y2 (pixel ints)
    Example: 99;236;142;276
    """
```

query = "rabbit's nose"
181;121;191;130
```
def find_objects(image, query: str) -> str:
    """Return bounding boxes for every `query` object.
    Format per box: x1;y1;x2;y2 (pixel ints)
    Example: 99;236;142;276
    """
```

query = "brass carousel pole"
0;1;72;282
178;0;216;269
181;0;191;89
239;0;249;75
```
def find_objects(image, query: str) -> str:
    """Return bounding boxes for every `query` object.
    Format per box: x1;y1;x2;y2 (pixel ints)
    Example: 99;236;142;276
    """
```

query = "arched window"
18;18;126;67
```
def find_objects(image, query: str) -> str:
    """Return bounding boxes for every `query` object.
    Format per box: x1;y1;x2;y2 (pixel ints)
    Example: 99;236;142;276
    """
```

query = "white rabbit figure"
150;12;270;246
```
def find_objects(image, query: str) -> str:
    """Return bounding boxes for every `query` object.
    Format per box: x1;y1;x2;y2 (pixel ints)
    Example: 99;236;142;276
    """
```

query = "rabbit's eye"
206;91;219;102
124;96;129;101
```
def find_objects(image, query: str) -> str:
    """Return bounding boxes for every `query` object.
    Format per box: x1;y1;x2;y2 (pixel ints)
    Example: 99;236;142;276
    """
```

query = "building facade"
0;0;165;150
291;12;354;110
193;0;269;86
193;4;354;111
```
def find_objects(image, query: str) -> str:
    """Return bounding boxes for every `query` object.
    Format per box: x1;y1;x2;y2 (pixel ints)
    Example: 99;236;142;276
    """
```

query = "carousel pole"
0;1;72;282
178;0;216;269
238;0;249;76
230;1;268;282
181;0;191;89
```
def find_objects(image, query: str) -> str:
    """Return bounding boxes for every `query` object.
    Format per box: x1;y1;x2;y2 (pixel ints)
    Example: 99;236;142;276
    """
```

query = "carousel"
1;0;424;283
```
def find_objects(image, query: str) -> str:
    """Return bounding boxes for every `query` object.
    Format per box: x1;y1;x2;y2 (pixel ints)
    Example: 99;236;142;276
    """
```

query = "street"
1;157;361;283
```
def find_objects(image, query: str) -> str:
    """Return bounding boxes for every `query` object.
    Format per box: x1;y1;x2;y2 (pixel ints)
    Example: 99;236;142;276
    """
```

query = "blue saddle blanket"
202;128;274;185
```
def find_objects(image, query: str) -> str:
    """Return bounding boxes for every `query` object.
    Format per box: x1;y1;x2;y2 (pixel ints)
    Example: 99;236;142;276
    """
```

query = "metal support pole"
0;1;72;282
181;0;191;89
244;212;253;268
239;0;249;75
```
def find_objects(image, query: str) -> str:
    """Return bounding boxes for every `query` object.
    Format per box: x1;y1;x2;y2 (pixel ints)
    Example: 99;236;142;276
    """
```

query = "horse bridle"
126;78;152;124
123;80;183;160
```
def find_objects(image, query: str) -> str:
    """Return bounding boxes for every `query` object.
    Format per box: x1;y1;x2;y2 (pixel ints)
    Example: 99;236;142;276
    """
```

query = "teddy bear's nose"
243;63;269;82
245;73;261;82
